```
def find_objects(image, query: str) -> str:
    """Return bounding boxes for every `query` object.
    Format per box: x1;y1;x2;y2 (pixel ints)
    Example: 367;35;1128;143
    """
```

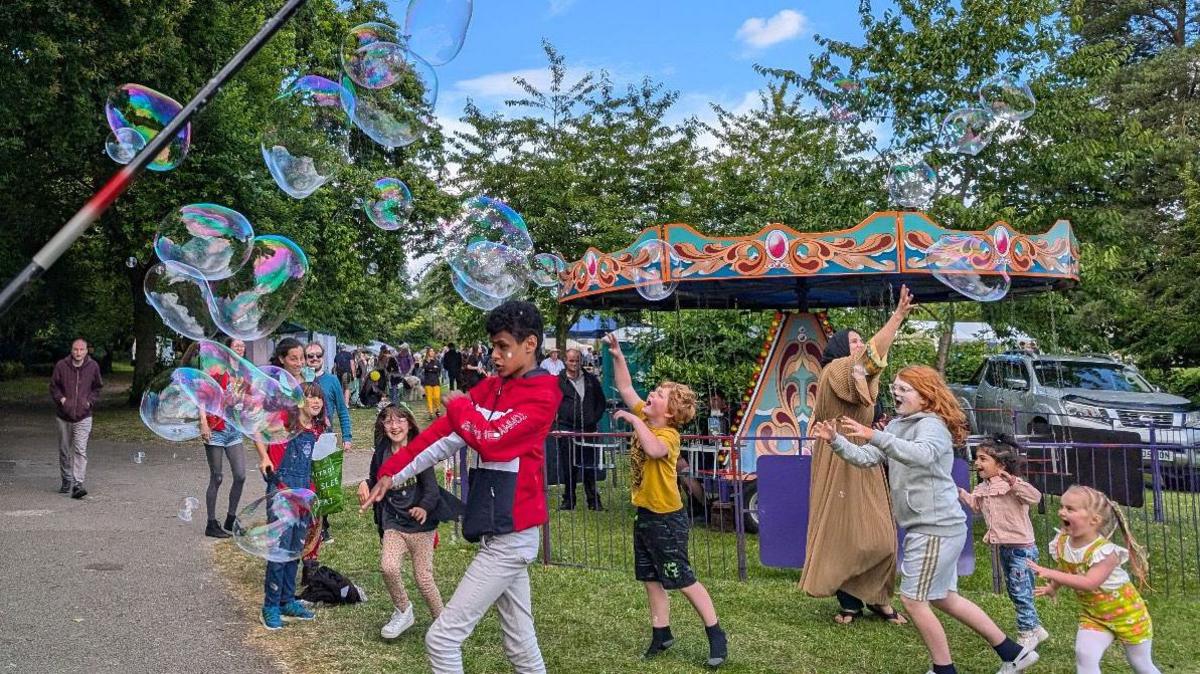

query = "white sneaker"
996;645;1040;673
1017;626;1049;651
380;605;414;639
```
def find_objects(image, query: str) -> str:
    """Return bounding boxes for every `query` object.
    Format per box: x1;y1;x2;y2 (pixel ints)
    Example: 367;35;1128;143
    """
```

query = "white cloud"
735;9;808;49
452;68;561;100
547;0;576;16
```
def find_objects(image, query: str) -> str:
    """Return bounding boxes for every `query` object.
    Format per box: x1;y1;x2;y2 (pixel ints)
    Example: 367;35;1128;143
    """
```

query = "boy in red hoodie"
363;301;561;674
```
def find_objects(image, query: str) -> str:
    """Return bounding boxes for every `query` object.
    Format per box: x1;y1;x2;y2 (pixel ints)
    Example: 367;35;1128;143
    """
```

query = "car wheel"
740;481;759;534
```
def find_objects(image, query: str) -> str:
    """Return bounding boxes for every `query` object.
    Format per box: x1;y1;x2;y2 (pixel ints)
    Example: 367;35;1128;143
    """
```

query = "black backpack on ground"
299;564;368;605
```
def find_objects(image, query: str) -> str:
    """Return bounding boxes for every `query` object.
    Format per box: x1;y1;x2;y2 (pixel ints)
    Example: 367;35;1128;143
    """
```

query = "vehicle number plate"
1141;448;1174;462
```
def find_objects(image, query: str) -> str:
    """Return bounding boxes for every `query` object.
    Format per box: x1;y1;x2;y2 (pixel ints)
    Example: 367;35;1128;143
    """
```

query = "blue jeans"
998;544;1041;631
262;479;310;608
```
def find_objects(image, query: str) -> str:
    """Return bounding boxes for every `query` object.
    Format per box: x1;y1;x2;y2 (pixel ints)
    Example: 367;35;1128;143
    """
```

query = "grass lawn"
213;482;1200;674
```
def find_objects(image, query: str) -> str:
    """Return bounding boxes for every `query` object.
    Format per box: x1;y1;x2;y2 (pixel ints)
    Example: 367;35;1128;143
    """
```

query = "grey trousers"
56;417;92;485
426;527;545;674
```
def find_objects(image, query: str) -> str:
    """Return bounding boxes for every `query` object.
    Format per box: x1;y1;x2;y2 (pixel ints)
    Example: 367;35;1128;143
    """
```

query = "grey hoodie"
830;411;966;537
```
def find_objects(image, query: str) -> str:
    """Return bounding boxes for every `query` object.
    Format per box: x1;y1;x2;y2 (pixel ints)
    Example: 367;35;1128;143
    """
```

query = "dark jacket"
420;357;442;387
461;353;484;390
555;370;606;433
379;369;562;542
443;348;462;373
368;439;441;534
50;356;103;422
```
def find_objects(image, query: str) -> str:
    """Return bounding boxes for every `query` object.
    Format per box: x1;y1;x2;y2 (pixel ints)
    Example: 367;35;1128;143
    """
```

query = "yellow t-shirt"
628;401;683;513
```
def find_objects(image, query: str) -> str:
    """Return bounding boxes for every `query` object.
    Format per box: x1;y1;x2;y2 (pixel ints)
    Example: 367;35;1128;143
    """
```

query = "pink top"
961;476;1041;545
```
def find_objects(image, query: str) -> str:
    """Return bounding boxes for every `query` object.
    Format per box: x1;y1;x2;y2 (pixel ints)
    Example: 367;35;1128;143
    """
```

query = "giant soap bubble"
341;23;408;90
886;156;938;209
144;261;217;340
632;238;680;302
233;488;317;562
940;107;994;156
206;235;310;341
450;272;506;311
924;234;1010;302
261;75;354;199
979;75;1036;122
402;0;473;66
223;361;304;445
363;177;413;231
530;252;566;288
105;84;191;171
153;204;254;280
138;367;223;441
340;61;436;149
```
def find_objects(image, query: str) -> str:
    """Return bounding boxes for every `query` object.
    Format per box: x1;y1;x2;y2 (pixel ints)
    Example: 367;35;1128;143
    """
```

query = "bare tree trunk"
935;303;955;374
130;266;159;405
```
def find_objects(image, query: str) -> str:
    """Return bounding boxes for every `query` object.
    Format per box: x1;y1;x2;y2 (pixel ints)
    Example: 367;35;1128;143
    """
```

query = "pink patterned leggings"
381;529;443;618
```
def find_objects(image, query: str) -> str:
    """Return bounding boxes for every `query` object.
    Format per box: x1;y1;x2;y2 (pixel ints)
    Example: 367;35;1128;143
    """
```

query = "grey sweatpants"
57;417;92;485
426;527;544;674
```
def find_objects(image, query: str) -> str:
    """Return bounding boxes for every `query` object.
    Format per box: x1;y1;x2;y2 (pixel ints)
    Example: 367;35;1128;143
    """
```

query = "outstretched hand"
809;419;837;442
894;285;917;320
602;333;624;359
838;416;874;444
359;474;392;513
612;409;638;426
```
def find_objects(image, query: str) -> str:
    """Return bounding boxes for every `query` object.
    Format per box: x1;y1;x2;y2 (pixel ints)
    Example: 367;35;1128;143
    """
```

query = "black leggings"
204;443;246;521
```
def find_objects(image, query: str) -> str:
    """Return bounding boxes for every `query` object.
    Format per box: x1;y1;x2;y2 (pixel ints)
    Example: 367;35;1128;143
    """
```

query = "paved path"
0;406;371;674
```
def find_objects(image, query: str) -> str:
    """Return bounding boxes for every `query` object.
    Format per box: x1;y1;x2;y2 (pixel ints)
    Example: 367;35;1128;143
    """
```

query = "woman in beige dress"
800;285;915;625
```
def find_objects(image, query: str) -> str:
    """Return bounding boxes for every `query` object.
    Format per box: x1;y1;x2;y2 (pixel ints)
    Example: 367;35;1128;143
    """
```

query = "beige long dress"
798;337;896;605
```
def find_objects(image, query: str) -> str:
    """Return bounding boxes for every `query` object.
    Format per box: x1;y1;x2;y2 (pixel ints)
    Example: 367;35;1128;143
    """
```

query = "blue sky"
420;2;879;130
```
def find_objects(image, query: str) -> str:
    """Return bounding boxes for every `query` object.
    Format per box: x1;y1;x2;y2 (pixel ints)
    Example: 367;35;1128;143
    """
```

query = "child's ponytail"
1109;499;1151;590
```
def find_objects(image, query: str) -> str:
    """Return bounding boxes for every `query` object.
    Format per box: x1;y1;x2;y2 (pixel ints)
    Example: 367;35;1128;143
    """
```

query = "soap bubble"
447;240;529;300
126;257;138;268
924;235;1010;302
132;451;146;464
341;23;409;90
530;252;566;288
367;262;379;275
188;339;248;382
138;367;223;442
446;195;533;253
105;127;147;165
153;204;255;280
632;239;680;302
232;488;317;562
363;177;413;230
340;64;436;149
823;78;864;124
178;496;201;522
206;235;310;341
144;261;218;340
260;75;354;199
105;84;191;171
886;156;938;209
450;272;506;311
222;362;304;446
979;75;1035;122
940;107;995;156
402;0;474;66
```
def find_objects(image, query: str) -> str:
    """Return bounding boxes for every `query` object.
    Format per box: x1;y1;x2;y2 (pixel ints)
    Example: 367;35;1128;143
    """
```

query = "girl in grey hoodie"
811;365;1038;674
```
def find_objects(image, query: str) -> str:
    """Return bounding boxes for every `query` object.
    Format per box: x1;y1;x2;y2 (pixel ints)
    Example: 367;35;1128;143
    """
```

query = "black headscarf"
820;329;854;367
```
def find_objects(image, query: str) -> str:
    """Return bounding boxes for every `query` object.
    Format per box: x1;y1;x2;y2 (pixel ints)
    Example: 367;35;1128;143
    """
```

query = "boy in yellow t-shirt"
603;333;727;668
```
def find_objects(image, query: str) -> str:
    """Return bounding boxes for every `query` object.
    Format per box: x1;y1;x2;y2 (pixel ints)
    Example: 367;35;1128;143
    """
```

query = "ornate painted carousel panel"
558;211;1079;310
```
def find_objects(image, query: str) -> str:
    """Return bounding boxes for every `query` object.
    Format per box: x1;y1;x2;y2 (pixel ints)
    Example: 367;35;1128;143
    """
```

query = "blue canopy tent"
567;314;618;338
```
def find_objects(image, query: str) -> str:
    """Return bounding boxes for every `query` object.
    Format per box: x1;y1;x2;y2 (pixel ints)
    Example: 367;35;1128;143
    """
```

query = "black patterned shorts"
633;507;696;590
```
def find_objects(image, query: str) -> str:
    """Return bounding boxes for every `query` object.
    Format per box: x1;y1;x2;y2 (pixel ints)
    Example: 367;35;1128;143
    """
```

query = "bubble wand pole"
0;0;309;317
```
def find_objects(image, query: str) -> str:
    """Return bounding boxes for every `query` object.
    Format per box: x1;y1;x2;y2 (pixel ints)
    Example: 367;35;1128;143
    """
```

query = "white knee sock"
1075;628;1114;674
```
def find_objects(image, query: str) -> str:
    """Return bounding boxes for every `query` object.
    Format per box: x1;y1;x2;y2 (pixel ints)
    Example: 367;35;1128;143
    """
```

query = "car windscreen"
1033;361;1154;392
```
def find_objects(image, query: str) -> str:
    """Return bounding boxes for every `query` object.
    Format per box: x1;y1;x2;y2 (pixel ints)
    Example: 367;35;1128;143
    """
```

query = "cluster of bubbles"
939;75;1036;157
139;339;305;445
261;1;471;200
924;234;1011;302
104;84;191;171
144;204;309;342
441;195;567;309
233;487;317;562
178;496;201;522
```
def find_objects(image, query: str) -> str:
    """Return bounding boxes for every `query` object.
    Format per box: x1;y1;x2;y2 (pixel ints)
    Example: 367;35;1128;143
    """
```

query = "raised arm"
602;333;643;411
868;284;916;358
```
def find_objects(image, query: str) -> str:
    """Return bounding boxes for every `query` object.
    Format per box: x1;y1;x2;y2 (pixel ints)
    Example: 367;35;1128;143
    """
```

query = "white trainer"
1017;626;1049;651
380;605;414;640
996;644;1040;673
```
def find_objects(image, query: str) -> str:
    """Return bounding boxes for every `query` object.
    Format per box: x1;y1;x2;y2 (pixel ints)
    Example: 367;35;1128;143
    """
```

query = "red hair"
895;365;969;446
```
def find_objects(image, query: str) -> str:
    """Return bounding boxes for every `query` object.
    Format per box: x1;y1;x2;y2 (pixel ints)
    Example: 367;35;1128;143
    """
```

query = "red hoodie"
378;369;562;540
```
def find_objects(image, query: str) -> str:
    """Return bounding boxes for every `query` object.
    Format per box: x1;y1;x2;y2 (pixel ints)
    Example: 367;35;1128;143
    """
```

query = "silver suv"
951;354;1200;478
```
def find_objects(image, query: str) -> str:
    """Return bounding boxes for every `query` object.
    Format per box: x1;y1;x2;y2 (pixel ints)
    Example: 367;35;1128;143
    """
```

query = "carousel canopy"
558;211;1078;310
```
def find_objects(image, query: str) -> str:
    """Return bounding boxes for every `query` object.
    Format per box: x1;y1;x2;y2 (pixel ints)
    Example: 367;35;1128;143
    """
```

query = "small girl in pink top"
958;434;1047;651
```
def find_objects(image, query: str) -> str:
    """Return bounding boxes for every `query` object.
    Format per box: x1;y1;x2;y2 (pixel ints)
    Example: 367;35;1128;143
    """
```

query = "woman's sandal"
833;608;862;625
866;604;909;625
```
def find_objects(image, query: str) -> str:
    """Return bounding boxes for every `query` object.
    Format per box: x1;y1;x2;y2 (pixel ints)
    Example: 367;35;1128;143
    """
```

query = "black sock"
644;626;674;657
993;637;1022;662
705;622;727;665
932;664;957;674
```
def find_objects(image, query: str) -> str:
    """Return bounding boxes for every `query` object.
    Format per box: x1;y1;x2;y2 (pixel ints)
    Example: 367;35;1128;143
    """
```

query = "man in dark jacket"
49;339;103;498
442;343;462;391
555;348;607;510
